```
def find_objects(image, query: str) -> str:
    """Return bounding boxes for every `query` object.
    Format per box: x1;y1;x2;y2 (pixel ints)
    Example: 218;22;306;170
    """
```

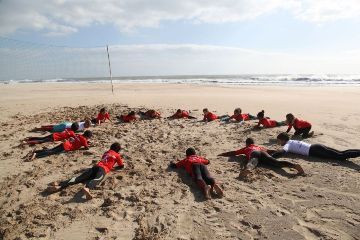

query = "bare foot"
46;185;61;193
239;169;252;178
48;181;60;186
294;164;305;175
213;183;224;198
82;187;93;200
203;185;211;200
29;152;36;161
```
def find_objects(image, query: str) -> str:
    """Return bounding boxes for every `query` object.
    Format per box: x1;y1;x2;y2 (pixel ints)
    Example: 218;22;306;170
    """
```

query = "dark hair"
286;113;294;121
186;147;196;156
129;111;135;116
234;108;242;114
246;137;255;145
176;109;181;113
84;119;91;128
257;110;265;118
110;142;121;152
100;107;106;113
203;108;209;112
277;132;290;142
71;122;79;132
83;130;93;138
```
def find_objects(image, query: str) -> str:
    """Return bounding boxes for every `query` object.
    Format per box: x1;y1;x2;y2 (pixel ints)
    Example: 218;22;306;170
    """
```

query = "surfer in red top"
286;113;314;138
228;108;257;122
255;110;286;128
26;130;92;161
170;148;223;200
168;109;196;119
24;123;79;145
93;108;111;125
218;138;304;178
139;109;162;119
117;111;138;123
202;108;219;122
47;142;124;200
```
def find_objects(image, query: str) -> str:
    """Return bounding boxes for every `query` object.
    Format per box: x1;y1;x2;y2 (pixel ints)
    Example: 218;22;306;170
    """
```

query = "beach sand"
0;83;359;240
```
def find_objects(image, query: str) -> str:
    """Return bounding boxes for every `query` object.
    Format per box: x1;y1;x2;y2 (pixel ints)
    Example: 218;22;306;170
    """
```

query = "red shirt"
287;118;311;132
97;112;110;122
259;118;277;128
203;112;218;121
97;150;124;173
235;144;267;160
52;129;76;141
121;114;137;122
176;155;209;176
63;135;88;151
230;113;250;121
173;110;190;119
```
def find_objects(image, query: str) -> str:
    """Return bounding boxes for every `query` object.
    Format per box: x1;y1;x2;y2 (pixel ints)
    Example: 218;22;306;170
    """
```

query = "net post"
106;45;114;94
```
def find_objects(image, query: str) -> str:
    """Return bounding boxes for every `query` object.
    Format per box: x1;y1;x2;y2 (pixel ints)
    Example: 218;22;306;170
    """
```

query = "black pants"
294;126;312;138
28;135;53;143
192;164;215;186
251;151;296;169
59;166;106;190
35;144;64;158
309;144;360;161
248;114;257;120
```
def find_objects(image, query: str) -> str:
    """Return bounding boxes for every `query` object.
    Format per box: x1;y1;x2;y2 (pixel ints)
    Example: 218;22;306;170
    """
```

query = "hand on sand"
204;185;211;200
210;183;224;198
294;164;305;176
239;169;252;179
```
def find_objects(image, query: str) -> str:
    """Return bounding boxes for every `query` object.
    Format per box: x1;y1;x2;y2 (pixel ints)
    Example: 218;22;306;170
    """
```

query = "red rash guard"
259;118;277;128
121;115;137;122
97;150;124;173
230;114;250;121
63;135;88;151
173;110;189;119
287;118;311;132
176;155;210;176
203;112;218;121
235;144;267;160
52;129;76;141
97;112;110;122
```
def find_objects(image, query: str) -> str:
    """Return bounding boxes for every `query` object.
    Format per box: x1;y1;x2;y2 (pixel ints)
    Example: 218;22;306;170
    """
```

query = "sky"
1;0;360;79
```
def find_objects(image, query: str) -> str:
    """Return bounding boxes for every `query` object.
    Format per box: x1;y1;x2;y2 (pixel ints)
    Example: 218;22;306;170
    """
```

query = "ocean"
2;74;360;86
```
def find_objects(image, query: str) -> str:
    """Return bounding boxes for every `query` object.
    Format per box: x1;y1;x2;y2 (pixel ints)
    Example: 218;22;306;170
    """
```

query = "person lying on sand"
77;119;92;131
286;113;314;138
168;109;196;119
24;123;79;145
255;110;286;129
139;109;161;119
225;108;257;122
46;142;124;200
31;121;73;133
218;137;304;178
92;107;111;125
170;148;223;200
25;130;92;160
117;111;138;123
273;132;360;161
202;108;225;122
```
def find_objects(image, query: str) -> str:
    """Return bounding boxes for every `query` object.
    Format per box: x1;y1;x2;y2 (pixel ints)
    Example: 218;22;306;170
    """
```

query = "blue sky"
1;0;360;78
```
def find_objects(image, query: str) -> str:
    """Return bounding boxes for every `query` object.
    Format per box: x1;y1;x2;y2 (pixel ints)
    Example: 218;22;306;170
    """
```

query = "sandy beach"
0;83;359;240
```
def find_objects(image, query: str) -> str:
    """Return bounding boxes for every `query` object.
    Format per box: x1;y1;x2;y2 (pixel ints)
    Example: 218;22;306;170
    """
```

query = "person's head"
100;107;106;114
257;110;265;119
71;122;79;132
129;111;136;116
110;142;121;153
186;147;196;157
245;137;255;146
234;108;242;115
84;119;91;128
203;108;209;114
83;130;93;139
286;113;295;124
277;132;290;146
176;109;182;114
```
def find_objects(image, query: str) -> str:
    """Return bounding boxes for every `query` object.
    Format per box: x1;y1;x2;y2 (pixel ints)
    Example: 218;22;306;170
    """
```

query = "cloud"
1;43;359;80
0;0;360;36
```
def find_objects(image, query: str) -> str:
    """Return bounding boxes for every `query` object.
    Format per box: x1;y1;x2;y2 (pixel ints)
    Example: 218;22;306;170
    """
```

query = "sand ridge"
0;103;359;240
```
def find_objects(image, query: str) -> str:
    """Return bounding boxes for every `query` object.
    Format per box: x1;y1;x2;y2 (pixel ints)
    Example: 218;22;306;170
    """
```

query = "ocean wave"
2;75;360;86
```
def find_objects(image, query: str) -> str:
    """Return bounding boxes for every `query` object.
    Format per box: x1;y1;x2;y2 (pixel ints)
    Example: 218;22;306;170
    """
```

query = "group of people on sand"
22;106;360;200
